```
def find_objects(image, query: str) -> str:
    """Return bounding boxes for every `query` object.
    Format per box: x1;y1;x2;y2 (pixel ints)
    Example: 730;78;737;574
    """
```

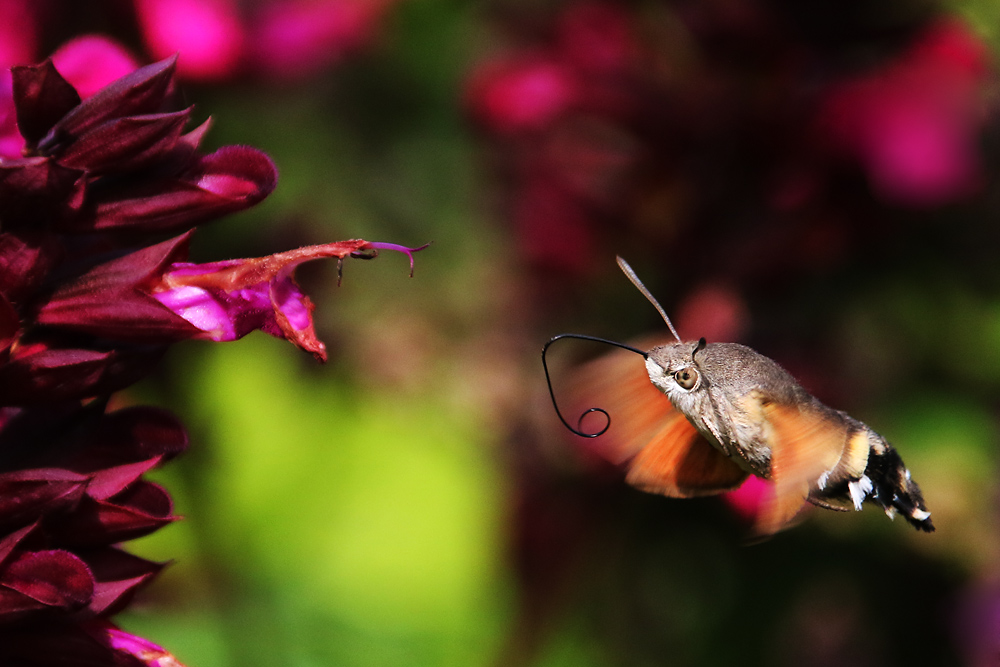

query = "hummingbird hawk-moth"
544;257;933;535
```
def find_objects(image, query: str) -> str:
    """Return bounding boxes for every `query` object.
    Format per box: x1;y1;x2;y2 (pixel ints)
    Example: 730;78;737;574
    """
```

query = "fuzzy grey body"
644;341;934;531
646;342;805;475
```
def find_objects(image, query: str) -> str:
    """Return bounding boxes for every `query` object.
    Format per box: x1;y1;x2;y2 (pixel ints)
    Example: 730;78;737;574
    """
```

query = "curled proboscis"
542;333;647;438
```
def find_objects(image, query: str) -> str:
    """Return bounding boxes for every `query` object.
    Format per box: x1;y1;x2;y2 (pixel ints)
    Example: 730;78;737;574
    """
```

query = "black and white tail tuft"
866;445;934;532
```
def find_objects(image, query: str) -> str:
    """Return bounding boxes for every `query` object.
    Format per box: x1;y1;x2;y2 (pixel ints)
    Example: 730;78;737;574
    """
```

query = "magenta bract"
34;233;200;342
11;60;81;146
44;55;178;148
79;145;278;233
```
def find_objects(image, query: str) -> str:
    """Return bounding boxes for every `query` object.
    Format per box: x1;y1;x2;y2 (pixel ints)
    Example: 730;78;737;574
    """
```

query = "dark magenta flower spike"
0;37;426;667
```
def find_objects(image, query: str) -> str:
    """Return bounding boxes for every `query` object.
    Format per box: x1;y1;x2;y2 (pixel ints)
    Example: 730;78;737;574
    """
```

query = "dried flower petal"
77;406;189;469
0;232;62;304
0;293;17;353
87;458;163;501
52;483;176;547
2;549;93;611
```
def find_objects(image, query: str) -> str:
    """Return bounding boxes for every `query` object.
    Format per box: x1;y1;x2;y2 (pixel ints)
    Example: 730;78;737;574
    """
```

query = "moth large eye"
673;367;699;390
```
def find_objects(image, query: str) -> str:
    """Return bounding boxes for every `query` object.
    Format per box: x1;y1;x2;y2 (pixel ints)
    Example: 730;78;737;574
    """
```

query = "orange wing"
569;339;747;498
754;400;848;534
625;409;749;497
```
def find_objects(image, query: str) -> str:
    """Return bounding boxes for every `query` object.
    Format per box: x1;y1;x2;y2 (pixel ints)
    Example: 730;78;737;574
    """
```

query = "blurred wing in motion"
626;409;750;497
569;340;748;498
755;399;847;534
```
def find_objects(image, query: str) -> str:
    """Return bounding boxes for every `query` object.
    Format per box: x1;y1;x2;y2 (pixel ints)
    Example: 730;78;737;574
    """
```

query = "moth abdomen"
813;430;934;531
801;421;933;531
865;443;934;532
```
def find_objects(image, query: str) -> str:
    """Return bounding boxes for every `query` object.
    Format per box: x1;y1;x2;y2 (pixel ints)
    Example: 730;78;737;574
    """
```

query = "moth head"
542;259;708;439
646;338;707;397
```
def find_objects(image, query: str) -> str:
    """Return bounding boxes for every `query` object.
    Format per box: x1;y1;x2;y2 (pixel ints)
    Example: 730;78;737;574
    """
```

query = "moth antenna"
692;337;706;359
542;333;647;438
616;256;682;343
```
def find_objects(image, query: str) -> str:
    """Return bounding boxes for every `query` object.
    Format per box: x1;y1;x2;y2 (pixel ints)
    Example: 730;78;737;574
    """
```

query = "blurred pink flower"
555;2;636;76
469;55;578;134
132;0;398;81
248;0;397;79
134;0;244;80
467;3;648;275
955;582;1000;667
722;475;770;522
0;0;36;70
51;36;141;99
0;0;400;85
514;178;594;274
818;20;989;207
674;282;749;343
0;0;36;159
468;3;636;136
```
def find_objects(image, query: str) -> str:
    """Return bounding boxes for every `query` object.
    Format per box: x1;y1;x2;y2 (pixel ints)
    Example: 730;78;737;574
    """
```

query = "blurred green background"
21;0;1000;664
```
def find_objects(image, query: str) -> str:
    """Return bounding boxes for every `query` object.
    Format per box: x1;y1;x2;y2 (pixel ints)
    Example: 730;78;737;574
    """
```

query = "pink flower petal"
94;622;189;667
556;2;636;75
152;284;239;341
152;239;426;360
816;19;987;207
